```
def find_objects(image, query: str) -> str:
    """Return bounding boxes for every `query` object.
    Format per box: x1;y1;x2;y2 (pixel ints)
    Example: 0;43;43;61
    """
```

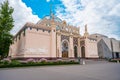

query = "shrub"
56;59;63;62
26;58;35;63
36;59;42;63
0;58;79;68
10;60;21;65
69;59;76;62
18;60;27;64
1;58;11;65
105;57;111;61
40;58;47;63
35;59;40;63
109;59;120;62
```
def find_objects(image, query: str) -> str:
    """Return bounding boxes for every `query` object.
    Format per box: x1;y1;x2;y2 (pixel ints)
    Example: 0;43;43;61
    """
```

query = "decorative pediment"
61;35;69;42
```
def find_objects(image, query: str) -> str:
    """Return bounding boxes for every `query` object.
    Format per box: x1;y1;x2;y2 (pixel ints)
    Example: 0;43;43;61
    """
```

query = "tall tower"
84;24;89;37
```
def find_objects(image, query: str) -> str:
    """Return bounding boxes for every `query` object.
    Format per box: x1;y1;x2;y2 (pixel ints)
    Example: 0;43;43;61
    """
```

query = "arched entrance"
62;40;68;58
116;52;119;58
81;46;85;58
74;46;77;58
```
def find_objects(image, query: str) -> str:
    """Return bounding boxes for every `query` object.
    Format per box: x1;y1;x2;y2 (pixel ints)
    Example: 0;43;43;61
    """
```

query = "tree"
0;0;14;59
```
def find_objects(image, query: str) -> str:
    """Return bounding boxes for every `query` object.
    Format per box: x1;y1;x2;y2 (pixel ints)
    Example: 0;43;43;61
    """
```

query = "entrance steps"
83;59;108;64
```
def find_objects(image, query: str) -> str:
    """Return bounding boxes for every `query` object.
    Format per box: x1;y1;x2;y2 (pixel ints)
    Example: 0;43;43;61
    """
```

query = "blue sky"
22;0;62;18
0;0;120;40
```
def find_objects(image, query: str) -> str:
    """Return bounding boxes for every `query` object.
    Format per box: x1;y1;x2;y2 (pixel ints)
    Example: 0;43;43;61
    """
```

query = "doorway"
81;46;85;58
116;53;119;58
62;40;68;58
74;46;77;58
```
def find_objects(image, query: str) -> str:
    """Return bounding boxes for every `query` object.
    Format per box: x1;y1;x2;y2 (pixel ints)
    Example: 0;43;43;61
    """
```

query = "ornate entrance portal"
62;40;68;58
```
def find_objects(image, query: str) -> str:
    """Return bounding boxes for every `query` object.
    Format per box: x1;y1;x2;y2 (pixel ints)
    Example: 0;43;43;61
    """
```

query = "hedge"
0;60;79;68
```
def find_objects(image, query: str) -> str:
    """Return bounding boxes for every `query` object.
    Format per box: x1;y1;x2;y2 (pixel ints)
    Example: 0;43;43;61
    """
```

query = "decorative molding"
73;37;78;46
61;35;69;42
80;40;85;47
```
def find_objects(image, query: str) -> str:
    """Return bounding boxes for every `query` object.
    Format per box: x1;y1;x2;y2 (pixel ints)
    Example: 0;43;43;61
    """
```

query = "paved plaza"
0;61;120;80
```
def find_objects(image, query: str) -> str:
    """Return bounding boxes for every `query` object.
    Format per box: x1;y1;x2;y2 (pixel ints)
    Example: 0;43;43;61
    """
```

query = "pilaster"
69;33;74;57
50;20;56;57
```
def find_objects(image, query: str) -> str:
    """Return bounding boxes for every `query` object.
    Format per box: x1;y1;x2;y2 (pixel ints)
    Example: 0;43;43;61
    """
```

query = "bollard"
80;59;85;65
82;60;85;65
117;60;119;63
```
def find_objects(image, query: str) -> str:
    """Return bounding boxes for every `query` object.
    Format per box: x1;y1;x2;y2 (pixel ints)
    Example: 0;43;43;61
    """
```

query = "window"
19;34;21;40
56;25;60;30
16;37;17;41
47;24;51;27
23;29;25;36
36;28;39;31
43;29;45;32
30;27;32;30
48;30;51;33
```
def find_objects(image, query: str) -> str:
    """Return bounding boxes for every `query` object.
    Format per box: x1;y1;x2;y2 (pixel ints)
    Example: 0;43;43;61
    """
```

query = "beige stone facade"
89;34;120;58
10;14;120;59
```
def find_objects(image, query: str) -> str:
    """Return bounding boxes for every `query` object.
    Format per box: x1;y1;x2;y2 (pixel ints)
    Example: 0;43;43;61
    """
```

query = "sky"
0;0;120;40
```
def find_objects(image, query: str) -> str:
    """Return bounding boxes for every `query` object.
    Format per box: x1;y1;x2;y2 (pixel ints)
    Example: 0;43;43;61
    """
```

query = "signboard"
26;48;47;53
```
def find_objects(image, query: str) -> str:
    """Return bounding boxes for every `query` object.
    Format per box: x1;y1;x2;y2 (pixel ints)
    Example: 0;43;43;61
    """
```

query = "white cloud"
56;0;120;40
108;4;120;17
0;0;4;3
0;0;40;35
46;0;50;2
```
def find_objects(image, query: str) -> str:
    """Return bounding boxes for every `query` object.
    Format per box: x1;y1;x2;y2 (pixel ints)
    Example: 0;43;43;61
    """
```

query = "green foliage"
10;60;21;65
0;60;79;68
0;0;14;59
1;60;9;65
109;59;120;62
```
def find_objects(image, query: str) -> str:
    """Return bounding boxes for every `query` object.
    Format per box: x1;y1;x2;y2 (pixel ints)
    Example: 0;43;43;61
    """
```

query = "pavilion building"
9;14;120;59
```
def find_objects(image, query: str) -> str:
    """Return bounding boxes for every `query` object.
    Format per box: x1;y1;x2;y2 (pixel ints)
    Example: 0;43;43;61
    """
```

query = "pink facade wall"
24;28;52;57
85;38;99;58
9;31;25;58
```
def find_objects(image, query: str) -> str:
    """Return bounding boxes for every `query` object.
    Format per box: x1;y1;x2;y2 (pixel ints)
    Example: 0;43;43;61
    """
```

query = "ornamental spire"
85;24;88;32
50;3;52;17
84;24;89;37
50;0;54;20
